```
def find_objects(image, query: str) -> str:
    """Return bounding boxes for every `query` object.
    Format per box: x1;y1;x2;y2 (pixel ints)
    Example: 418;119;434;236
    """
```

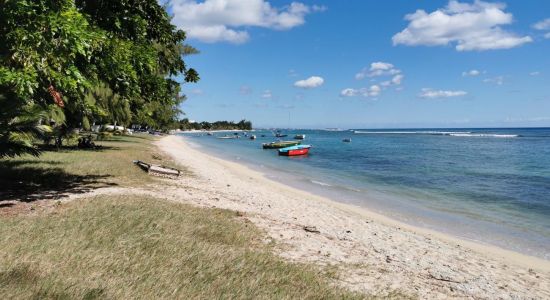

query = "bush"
97;132;113;141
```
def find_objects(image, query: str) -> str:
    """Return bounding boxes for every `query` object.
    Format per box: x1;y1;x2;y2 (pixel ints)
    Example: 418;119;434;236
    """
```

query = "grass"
0;195;362;299
0;134;184;202
0;134;370;299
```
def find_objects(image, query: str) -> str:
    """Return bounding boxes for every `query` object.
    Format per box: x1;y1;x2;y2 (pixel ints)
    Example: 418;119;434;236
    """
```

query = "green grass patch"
0;195;362;299
0;134;184;202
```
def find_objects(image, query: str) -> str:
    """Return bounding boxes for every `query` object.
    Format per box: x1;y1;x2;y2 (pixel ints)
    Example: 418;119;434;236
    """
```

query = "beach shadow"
38;145;119;153
0;161;117;203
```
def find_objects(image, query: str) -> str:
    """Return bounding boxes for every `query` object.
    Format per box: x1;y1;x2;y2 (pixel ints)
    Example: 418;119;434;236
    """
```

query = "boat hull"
278;148;310;156
262;141;301;149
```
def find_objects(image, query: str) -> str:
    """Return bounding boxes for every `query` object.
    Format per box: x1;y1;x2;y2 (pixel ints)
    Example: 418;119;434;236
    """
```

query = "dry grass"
0;195;363;299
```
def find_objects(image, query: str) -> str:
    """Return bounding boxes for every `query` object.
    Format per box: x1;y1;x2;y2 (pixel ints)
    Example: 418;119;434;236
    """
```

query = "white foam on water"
353;131;472;135
449;133;519;138
310;180;332;187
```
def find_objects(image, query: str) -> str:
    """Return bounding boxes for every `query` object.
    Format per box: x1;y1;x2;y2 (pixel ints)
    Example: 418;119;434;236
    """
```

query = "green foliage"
0;0;199;157
0;91;52;158
179;119;253;131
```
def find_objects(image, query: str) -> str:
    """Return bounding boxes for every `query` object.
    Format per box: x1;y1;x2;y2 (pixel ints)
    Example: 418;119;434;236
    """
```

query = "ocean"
179;128;550;259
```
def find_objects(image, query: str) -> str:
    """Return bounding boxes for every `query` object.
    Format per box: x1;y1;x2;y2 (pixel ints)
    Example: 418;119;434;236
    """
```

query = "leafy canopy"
0;0;199;157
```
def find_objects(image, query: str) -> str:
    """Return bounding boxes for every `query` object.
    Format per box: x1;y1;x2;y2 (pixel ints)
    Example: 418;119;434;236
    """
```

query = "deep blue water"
179;128;550;259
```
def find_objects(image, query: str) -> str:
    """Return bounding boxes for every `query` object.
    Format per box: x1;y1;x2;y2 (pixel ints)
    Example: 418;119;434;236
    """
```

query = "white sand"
156;135;550;298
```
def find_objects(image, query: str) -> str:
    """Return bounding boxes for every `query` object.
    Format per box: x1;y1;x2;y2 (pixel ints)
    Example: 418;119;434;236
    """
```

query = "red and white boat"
278;145;311;156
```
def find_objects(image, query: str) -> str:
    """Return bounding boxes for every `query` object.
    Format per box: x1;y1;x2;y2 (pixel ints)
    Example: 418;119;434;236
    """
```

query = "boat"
342;138;352;143
262;141;301;149
278;145;311;156
207;132;213;136
294;134;305;140
250;135;256;140
218;136;238;139
275;133;288;138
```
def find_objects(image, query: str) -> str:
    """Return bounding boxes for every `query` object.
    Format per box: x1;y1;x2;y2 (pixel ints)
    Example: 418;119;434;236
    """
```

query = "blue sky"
167;0;550;128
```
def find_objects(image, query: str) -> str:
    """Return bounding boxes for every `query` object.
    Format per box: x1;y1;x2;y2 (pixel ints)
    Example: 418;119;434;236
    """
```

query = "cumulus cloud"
529;71;540;76
346;62;403;99
168;0;326;43
419;88;467;99
294;76;324;89
533;18;550;30
483;75;504;85
356;62;401;79
340;85;381;98
462;69;481;77
392;0;532;51
533;18;550;39
391;74;404;85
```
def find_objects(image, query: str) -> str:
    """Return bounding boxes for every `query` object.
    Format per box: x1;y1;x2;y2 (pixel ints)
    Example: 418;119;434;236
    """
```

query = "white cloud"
340;85;381;98
533;18;550;30
483;75;504;85
545;32;550;39
356;62;401;79
367;85;381;97
294;76;324;89
462;69;481;77
340;88;358;97
530;71;540;76
392;0;532;51
261;89;273;99
419;88;467;99
168;0;326;43
391;74;404;85
347;62;403;98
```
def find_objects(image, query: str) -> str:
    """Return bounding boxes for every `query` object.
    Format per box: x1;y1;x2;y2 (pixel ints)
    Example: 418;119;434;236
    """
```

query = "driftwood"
303;225;320;233
133;160;181;179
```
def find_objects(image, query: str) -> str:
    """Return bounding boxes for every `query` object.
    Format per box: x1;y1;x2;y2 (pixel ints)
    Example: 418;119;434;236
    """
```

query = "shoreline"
183;133;549;260
158;135;550;297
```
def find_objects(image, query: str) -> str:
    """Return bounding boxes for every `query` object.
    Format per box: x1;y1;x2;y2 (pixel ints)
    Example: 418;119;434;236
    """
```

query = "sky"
166;0;550;129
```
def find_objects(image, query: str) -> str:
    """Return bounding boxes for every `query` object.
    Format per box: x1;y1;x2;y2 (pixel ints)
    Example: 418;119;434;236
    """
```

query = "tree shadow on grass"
38;145;121;153
0;160;117;203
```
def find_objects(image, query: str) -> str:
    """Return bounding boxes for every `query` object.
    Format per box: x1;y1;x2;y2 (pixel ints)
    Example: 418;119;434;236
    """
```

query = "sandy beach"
155;135;550;298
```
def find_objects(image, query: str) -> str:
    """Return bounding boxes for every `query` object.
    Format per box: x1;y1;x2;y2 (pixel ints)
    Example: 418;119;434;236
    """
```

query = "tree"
75;0;199;129
0;0;199;156
0;91;52;158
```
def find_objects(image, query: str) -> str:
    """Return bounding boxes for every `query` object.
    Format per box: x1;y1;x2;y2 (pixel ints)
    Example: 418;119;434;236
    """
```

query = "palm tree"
0;92;52;158
87;83;131;128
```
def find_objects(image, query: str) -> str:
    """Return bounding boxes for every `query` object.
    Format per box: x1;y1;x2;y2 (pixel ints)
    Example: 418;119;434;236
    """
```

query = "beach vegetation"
0;0;199;157
179;118;253;131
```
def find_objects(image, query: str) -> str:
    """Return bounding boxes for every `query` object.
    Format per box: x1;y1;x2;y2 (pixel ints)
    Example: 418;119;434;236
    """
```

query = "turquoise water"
179;128;550;259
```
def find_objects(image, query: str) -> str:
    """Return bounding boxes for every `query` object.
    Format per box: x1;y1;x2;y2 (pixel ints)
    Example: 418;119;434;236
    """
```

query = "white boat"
294;134;305;140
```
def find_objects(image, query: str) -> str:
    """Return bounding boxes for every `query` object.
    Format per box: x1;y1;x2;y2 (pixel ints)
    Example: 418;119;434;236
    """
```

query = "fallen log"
133;160;181;179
